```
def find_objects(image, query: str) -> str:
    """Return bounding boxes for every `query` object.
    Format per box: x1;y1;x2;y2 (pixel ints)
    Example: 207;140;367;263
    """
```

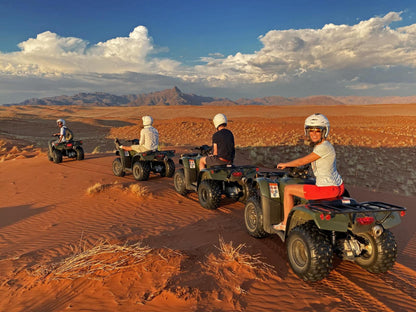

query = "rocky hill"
6;87;416;106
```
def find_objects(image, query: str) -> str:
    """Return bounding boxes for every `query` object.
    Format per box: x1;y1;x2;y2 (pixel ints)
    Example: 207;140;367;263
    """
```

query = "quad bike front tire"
244;196;268;238
354;230;397;273
52;150;63;164
133;161;150;181
287;221;333;281
173;168;188;195
161;158;175;177
198;179;222;210
112;158;125;177
75;147;84;160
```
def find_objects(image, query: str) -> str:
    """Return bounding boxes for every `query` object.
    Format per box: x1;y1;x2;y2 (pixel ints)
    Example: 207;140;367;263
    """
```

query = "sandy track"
0;152;415;311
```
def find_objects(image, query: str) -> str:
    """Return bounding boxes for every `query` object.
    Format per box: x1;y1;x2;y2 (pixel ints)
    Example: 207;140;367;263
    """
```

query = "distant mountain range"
6;86;416;106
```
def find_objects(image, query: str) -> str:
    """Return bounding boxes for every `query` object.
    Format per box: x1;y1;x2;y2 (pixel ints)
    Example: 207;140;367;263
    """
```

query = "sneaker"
273;222;286;231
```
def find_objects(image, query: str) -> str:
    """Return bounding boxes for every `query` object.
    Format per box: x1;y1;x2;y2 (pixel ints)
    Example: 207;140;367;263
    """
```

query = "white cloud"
191;11;416;85
0;25;180;76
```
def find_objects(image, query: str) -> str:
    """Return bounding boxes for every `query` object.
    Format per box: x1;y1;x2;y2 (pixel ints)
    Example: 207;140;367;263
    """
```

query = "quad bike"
48;135;84;164
173;145;258;209
112;138;175;181
244;167;407;282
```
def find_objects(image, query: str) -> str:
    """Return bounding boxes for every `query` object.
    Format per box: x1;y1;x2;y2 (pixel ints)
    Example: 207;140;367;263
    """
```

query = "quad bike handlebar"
257;165;311;179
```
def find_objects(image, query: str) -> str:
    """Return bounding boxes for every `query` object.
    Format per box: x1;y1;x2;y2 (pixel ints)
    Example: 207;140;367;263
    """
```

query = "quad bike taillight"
400;211;406;217
320;213;332;221
66;143;73;147
356;216;375;225
231;171;243;178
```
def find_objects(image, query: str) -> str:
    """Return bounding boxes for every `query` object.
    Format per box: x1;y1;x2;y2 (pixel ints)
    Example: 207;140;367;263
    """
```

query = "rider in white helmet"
48;118;71;156
274;113;344;232
117;115;159;153
199;113;235;169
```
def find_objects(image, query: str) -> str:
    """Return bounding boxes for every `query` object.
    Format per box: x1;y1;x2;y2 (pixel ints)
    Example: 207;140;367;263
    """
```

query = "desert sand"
0;104;415;312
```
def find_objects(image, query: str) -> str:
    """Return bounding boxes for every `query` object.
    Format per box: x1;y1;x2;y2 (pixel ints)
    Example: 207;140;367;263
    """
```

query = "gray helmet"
304;113;330;138
213;113;227;129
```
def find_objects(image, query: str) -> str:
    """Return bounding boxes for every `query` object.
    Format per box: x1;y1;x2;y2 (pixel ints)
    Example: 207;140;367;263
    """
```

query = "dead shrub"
32;238;152;280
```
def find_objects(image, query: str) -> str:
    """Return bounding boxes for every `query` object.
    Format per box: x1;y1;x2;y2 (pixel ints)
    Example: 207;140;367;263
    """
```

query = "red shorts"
303;183;345;200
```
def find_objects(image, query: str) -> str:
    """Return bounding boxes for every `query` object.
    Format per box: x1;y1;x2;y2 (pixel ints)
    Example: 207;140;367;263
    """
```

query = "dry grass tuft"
128;184;150;197
32;237;152;280
205;236;274;276
85;181;150;197
86;182;106;195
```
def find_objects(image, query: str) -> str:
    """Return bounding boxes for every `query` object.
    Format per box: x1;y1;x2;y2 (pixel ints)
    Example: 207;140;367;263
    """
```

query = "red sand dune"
0;104;415;311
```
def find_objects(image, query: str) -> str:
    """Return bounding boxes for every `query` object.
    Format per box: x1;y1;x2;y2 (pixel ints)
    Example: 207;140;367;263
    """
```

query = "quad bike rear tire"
198;179;222;210
112;158;125;177
244;196;268;238
52;150;62;164
287;221;333;281
133;161;150;181
173;168;188;195
75;147;84;160
161;158;175;177
354;230;397;273
239;181;255;203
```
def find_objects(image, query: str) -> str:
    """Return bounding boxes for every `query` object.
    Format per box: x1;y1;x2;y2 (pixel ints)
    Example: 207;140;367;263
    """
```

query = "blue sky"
1;0;416;104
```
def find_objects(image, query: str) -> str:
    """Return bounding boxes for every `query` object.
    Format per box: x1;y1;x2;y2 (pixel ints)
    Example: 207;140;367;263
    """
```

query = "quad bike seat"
207;164;233;169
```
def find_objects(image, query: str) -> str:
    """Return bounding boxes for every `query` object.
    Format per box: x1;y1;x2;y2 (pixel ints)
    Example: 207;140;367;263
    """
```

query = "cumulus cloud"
0;25;180;76
191;11;416;85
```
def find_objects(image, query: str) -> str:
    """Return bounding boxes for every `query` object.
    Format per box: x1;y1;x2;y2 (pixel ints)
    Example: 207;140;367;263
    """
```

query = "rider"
199;113;235;169
275;113;344;231
117;115;159;153
48;118;70;155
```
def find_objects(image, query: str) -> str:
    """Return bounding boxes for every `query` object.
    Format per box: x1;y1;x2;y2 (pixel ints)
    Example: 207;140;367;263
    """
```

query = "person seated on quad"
199;113;235;169
48;118;73;155
275;113;344;231
117;115;159;153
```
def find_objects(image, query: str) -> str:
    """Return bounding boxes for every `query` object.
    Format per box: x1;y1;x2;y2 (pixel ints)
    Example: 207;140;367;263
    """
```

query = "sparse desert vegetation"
32;239;152;280
0;104;415;312
86;181;150;197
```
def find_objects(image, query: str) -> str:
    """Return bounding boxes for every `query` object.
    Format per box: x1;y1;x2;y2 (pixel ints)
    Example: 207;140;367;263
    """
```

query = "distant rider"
48;118;71;156
199;113;235;169
274;113;344;231
116;115;159;153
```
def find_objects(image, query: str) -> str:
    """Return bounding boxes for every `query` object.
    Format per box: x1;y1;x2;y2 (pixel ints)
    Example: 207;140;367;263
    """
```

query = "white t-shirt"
139;126;159;151
60;126;67;142
311;141;343;186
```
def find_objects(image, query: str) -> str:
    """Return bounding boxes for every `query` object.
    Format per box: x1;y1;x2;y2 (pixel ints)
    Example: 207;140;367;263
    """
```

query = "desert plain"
0;103;415;312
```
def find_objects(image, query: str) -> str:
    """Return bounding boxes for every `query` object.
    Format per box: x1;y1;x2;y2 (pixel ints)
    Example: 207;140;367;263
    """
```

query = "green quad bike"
112;138;175;181
48;134;84;164
244;167;407;282
173;145;258;209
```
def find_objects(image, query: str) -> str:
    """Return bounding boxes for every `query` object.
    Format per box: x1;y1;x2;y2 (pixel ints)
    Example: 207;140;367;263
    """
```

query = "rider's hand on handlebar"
277;163;287;169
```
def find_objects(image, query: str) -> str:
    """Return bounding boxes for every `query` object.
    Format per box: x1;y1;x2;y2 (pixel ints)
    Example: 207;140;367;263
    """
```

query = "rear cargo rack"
307;200;406;215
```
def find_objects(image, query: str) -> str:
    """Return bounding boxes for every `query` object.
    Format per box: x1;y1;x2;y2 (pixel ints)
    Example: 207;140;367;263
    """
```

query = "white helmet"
304;113;330;138
56;118;65;126
213;113;227;129
142;115;153;127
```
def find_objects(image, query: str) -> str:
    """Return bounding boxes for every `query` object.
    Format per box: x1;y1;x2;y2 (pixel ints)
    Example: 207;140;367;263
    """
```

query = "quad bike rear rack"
307;200;406;215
